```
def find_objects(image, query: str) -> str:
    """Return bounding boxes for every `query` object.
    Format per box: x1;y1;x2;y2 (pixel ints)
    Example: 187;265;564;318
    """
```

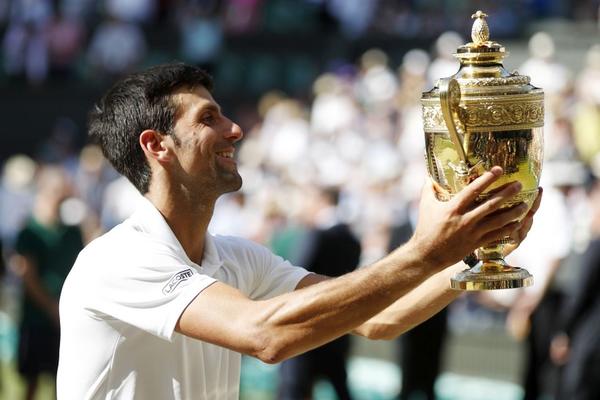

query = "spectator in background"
326;0;378;38
47;9;86;78
37;117;81;173
519;32;572;161
278;186;361;400
427;31;462;87
100;175;145;230
503;160;586;399
520;32;571;94
395;48;430;165
75;144;115;222
177;1;223;67
2;22;49;85
550;173;600;400
2;0;53;84
387;169;447;400
572;44;600;166
0;237;4;279
87;14;147;78
221;0;261;33
104;0;156;24
0;155;37;244
13;165;84;400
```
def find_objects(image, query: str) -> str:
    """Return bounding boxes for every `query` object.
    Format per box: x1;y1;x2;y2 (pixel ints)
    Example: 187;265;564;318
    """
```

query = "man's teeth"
217;152;233;158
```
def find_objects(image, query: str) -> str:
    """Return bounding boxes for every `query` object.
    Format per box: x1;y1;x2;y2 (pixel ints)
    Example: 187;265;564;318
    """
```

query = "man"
550;174;600;400
277;186;361;400
15;166;84;400
57;63;540;400
387;196;447;400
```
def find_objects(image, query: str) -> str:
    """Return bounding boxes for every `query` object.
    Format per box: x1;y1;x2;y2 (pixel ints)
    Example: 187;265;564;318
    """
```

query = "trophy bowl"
421;11;544;290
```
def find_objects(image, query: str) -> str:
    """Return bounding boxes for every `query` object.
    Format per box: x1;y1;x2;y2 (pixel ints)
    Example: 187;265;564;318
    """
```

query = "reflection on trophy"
421;11;544;290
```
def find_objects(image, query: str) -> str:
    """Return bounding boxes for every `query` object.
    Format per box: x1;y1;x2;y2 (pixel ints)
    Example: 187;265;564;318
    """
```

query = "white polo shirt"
57;197;310;400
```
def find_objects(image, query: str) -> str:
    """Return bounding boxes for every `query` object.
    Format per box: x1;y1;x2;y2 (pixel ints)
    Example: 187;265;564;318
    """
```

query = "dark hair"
89;63;213;194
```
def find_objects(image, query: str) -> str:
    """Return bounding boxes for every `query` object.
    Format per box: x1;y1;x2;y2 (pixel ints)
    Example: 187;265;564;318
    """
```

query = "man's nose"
224;119;244;143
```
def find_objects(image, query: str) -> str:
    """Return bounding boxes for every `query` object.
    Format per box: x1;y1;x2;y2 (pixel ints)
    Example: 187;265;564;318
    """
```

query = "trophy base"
450;260;533;291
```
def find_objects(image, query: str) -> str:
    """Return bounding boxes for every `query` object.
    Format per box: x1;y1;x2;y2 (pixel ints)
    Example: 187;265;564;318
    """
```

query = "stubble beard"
217;168;243;195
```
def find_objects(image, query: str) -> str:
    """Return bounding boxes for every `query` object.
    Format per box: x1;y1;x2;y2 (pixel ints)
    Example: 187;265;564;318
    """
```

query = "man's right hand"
409;166;527;270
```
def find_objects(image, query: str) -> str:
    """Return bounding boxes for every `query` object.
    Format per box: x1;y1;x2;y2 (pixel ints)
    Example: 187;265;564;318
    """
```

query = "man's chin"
220;175;243;194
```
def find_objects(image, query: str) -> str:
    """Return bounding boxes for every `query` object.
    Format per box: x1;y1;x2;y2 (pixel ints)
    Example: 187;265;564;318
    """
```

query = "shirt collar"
129;197;223;274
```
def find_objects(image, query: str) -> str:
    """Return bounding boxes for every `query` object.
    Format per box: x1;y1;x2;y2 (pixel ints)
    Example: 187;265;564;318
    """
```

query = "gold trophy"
421;11;544;290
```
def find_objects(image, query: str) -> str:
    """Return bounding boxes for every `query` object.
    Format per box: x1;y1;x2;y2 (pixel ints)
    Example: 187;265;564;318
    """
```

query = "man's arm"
294;262;462;340
176;168;525;363
354;185;544;340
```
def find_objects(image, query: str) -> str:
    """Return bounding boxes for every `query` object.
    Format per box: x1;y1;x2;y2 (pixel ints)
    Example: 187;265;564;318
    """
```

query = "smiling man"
57;63;540;400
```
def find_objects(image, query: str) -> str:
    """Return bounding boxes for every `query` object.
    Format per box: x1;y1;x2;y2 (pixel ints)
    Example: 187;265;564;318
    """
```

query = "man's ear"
139;130;171;163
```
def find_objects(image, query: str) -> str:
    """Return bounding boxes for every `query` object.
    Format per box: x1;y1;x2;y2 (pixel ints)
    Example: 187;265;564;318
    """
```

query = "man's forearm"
352;262;464;340
250;241;440;362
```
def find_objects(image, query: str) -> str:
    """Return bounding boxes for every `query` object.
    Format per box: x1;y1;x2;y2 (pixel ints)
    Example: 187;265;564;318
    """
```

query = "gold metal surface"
470;11;489;45
422;96;544;132
421;10;544;291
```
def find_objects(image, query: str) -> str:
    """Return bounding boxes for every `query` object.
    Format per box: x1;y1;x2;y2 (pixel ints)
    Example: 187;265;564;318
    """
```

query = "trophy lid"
421;10;544;135
436;10;539;95
454;11;507;65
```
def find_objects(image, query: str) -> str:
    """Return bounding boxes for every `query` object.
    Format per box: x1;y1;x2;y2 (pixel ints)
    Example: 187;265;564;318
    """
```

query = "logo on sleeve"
162;269;194;295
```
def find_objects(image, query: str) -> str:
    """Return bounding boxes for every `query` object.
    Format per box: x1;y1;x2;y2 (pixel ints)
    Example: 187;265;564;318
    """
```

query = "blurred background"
1;0;600;399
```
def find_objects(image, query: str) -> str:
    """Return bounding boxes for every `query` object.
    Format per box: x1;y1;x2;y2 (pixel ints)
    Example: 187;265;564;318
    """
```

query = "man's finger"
480;202;528;234
465;181;522;220
478;221;520;247
528;187;543;216
510;187;542;243
517;215;534;241
502;187;542;255
454;166;504;211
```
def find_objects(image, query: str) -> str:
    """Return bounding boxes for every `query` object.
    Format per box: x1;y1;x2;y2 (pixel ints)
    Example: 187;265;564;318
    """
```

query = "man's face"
168;86;244;196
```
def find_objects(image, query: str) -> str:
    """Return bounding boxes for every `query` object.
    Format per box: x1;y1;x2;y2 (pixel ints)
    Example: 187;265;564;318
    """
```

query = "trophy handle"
439;78;469;176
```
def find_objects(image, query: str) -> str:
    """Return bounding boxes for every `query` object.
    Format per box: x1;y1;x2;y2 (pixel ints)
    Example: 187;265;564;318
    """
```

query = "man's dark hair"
89;63;213;194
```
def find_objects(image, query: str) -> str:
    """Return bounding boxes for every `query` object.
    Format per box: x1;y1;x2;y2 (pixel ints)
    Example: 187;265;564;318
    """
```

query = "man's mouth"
216;151;234;159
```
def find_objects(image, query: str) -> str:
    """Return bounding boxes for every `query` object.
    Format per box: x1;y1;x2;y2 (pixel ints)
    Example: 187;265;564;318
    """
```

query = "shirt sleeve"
236;238;311;300
84;237;217;341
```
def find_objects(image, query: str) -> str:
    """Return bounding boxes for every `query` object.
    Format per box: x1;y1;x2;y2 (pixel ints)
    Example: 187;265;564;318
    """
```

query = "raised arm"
176;167;525;363
353;183;543;340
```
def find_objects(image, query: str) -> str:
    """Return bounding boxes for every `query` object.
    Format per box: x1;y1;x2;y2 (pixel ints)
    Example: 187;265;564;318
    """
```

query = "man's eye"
201;113;215;124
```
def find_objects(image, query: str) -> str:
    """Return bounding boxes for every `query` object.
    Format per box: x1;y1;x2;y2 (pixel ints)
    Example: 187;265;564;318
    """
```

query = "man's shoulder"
78;221;182;267
212;234;276;267
63;222;188;299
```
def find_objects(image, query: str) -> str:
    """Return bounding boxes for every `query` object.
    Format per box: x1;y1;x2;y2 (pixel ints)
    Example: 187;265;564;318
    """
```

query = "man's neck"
145;188;216;265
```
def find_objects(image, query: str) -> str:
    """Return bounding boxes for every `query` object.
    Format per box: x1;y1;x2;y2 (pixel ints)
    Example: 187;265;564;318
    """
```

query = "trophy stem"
450;243;533;290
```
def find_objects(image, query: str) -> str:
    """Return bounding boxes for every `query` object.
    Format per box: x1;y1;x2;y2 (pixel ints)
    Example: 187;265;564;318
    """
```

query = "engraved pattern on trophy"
422;99;544;131
420;10;544;290
461;101;544;129
460;75;530;87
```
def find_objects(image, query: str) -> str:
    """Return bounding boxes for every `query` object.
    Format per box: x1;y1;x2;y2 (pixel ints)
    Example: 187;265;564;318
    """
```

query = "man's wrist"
397;238;440;278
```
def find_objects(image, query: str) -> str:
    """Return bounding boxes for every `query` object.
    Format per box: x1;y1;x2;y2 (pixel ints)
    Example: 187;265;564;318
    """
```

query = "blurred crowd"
2;0;600;86
1;5;600;398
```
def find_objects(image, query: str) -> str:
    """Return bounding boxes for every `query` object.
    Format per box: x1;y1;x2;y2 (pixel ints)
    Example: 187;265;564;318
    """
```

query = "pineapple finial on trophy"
470;10;489;45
